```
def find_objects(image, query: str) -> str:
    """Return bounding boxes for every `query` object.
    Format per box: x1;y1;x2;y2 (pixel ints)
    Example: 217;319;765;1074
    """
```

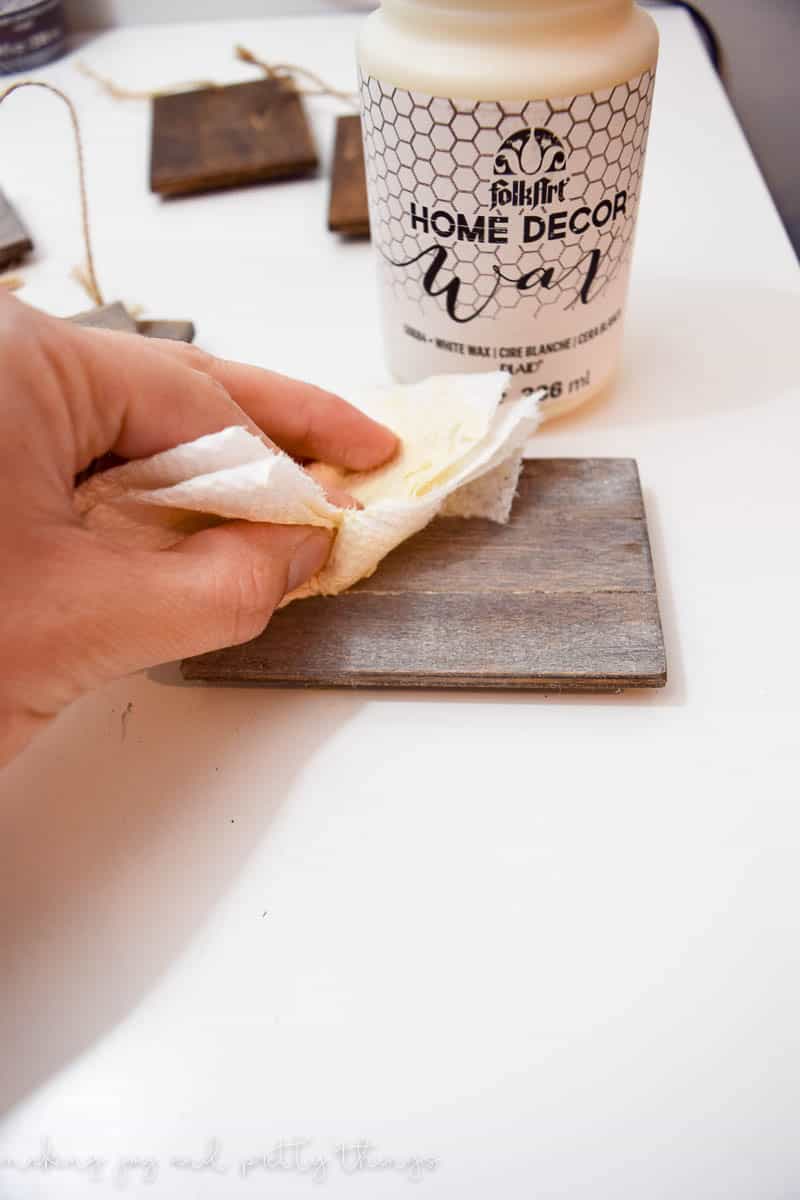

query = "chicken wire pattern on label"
359;71;655;321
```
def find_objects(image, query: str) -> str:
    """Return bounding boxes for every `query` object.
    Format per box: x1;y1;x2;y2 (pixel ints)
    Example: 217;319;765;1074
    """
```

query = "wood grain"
0;188;33;270
328;113;369;236
150;78;318;197
183;458;667;692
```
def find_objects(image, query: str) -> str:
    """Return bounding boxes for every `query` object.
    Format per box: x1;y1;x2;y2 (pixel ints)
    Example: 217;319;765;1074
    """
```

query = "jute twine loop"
0;80;104;306
79;46;359;111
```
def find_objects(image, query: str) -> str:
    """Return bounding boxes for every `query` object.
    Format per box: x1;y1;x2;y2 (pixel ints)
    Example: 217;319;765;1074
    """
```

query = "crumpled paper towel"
76;372;543;603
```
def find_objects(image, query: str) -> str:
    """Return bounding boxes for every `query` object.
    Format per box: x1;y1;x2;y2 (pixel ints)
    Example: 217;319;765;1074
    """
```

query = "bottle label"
359;70;655;410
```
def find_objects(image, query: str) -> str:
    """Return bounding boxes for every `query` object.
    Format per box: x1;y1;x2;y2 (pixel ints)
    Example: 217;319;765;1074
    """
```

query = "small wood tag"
0;188;33;270
69;301;138;332
328;114;369;237
149;78;318;197
70;303;195;343
136;318;195;343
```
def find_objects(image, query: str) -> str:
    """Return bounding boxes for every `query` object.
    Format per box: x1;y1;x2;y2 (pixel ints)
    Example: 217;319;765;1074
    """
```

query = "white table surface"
1;10;799;1198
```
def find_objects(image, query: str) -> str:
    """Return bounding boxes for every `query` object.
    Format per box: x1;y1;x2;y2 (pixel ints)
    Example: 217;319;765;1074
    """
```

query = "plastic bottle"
0;1;66;74
357;0;659;419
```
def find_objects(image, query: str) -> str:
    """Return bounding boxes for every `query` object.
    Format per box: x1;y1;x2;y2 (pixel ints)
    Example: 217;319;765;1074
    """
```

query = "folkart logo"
490;127;569;210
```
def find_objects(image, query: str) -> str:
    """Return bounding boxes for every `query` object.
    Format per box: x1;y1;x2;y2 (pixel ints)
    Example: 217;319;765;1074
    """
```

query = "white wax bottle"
357;0;659;419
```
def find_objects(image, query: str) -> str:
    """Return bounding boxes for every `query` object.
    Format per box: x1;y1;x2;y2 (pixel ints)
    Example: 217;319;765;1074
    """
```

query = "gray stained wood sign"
184;458;667;692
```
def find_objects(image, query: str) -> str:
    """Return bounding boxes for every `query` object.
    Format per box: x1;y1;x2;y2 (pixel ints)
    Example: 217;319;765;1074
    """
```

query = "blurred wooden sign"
69;301;137;332
149;78;318;197
70;302;195;342
137;318;196;342
328;114;369;237
0;188;33;270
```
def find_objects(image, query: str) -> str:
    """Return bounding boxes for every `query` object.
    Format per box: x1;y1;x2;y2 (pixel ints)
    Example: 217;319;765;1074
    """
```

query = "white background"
1;8;799;1198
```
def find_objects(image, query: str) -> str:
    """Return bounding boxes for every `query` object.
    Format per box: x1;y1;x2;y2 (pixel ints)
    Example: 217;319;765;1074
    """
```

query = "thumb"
75;522;332;686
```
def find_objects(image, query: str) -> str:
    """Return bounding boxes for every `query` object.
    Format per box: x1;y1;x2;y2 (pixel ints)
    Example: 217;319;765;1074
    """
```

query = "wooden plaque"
328;113;370;236
183;458;667;692
136;318;196;342
150;78;318;197
69;304;195;342
0;188;33;270
68;301;138;332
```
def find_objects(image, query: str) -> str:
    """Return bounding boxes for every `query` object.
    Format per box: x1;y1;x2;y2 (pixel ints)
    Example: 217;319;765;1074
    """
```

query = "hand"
0;293;397;766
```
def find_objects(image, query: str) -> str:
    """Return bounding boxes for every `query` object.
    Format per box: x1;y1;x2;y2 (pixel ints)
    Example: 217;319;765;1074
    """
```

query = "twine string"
78;47;359;111
235;45;359;110
77;59;220;100
0;80;104;306
1;57;358;305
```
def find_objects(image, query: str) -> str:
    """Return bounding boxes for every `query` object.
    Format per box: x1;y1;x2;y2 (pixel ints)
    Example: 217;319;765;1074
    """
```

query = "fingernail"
287;529;332;594
324;485;363;510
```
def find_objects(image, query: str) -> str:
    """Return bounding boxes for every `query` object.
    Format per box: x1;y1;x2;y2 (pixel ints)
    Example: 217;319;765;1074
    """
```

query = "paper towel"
76;372;543;603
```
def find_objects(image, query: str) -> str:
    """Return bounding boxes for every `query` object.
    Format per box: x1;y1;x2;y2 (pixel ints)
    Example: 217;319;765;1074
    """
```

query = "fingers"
3;293;396;503
8;294;396;482
55;321;265;468
167;521;332;651
34;522;333;696
147;340;399;471
306;462;348;492
119;521;332;671
2;297;269;476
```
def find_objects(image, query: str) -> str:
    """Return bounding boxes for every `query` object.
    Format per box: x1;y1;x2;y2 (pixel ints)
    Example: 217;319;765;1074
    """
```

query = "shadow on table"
0;683;359;1119
553;281;799;431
